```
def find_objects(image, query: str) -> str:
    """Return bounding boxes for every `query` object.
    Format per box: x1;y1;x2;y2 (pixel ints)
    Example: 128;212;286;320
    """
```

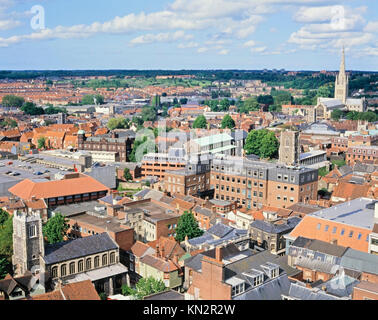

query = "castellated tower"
12;210;45;277
279;130;301;166
334;47;349;104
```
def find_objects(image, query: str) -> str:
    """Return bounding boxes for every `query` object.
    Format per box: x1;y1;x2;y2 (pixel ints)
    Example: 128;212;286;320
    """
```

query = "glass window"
341;229;345;236
332;227;337;234
317;223;321;230
349;231;354;238
324;225;329;232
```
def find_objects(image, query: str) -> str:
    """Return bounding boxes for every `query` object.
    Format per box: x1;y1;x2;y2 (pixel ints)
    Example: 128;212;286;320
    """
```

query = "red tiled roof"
9;174;109;200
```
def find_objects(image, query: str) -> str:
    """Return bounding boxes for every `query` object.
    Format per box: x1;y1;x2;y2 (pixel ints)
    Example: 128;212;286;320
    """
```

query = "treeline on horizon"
0;70;376;92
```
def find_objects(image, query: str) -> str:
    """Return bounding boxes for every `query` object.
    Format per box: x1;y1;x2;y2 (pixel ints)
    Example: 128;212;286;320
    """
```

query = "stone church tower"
279;130;301;166
12;211;45;277
334;47;349;104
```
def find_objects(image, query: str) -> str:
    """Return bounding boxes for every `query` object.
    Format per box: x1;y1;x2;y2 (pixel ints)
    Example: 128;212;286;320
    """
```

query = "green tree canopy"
37;137;46;149
238;97;260;113
141;106;157;122
257;95;274;105
0;216;13;259
81;94;104;105
221;114;235;129
107;117;130;130
1;118;18;128
21;102;45;115
43;213;69;244
0;209;9;226
45;106;67;114
244;129;279;159
259;131;280;159
0;256;10;280
175;211;204;242
122;277;166;300
1;95;25;108
331;109;345;121
123;168;132;181
192;115;208;129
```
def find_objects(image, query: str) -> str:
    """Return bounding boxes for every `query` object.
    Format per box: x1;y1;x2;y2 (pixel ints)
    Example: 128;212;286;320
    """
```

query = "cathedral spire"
340;46;345;74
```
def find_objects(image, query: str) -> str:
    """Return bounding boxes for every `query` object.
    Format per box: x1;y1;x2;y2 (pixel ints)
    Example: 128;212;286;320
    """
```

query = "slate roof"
250;217;301;234
43;233;118;265
291;236;348;257
144;290;185;300
225;251;300;300
287;283;347;300
187;223;248;247
340;248;378;275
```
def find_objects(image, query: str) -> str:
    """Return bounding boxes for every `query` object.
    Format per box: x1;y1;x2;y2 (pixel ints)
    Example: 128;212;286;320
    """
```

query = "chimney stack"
215;246;223;262
173;254;179;265
156;245;160;258
160;246;165;259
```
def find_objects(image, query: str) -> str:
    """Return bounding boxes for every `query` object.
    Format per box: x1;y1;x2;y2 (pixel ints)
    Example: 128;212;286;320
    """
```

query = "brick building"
78;131;134;162
9;173;109;208
142;152;186;179
286;198;377;253
346;145;378;165
210;155;318;209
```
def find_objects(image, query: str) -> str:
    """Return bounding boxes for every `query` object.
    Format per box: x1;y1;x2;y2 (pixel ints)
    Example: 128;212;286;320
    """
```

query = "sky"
0;0;377;70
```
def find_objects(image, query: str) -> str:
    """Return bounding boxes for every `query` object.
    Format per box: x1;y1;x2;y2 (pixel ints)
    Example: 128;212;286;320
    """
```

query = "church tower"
12;211;45;277
334;47;349;104
279;130;301;166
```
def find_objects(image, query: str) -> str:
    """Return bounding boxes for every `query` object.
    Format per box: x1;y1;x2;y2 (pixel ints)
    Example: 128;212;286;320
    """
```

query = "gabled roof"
251;217;301;234
340;248;378;275
32;280;100;300
9;174;109;200
43;233;118;265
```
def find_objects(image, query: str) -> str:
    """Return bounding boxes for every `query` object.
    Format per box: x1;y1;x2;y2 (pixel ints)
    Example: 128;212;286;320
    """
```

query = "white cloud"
288;4;374;52
251;46;267;53
130;31;193;45
218;49;229;55
243;40;256;47
178;41;199;48
197;47;209;53
0;18;20;31
364;21;378;33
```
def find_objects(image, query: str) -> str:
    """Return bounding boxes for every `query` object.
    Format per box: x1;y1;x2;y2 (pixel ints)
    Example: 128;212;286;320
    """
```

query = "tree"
331;109;344;121
0;216;13;259
0;256;10;280
244;129;279;159
175;211;204;242
192;115;207;129
21;102;44;115
179;98;188;105
257;95;274;105
45;106;67;115
1;118;18;128
133;277;166;300
37;137;46;149
238;97;259;113
43;213;69;244
81;94;104;105
1;95;25;108
259;131;280;159
151;95;161;108
121;284;135;296
123;168;132;181
107;117;129;130
141;106;157;122
221;114;235;129
0;209;9;226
